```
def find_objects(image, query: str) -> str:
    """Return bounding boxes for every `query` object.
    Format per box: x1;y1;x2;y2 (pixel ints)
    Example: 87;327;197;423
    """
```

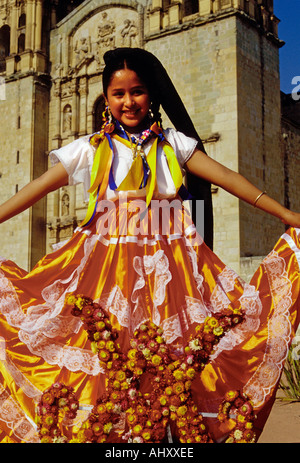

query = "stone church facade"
0;0;299;280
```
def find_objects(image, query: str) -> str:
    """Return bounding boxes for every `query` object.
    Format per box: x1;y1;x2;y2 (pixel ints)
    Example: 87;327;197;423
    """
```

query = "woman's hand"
281;210;300;229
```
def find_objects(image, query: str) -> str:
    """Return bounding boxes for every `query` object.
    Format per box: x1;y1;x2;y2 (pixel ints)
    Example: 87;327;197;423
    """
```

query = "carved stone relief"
74;35;92;64
69;8;141;76
95;11;116;67
120;19;139;47
61;82;73;99
61;192;70;216
63;104;72;133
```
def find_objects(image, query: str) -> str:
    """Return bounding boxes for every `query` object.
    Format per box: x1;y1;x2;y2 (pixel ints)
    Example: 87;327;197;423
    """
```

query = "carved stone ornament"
68;8;141;76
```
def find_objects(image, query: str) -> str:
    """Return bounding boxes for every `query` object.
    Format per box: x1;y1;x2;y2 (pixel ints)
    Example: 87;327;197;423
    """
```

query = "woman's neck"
117;117;151;135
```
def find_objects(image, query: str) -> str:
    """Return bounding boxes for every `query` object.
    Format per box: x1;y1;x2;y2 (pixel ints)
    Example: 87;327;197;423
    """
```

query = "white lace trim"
210;268;263;360
18;331;102;376
0;337;41;401
243;250;293;408
132;250;172;327
0;382;39;442
282;231;300;269
0;233;103;377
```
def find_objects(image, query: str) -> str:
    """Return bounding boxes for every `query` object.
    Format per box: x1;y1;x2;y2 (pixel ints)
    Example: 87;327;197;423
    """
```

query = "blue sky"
273;0;300;94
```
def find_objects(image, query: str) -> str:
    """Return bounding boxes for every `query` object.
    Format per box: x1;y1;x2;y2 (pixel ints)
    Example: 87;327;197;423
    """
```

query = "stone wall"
0;75;49;270
281;95;300;217
0;77;31;270
237;16;285;259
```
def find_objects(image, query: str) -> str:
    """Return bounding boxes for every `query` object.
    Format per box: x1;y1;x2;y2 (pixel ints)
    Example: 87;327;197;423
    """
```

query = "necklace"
128;130;152;159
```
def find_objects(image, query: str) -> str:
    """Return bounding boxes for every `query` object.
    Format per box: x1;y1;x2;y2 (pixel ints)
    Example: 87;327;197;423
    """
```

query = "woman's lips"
123;110;140;118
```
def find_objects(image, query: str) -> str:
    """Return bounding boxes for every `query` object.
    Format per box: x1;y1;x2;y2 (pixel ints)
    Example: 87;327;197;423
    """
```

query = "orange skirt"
0;197;299;443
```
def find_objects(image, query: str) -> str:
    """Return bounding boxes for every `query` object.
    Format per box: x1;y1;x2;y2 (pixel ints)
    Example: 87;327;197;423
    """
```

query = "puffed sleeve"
164;128;198;167
49;135;95;202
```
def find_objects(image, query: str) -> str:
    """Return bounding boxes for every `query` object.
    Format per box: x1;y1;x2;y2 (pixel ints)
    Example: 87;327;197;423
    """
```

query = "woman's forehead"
108;68;148;90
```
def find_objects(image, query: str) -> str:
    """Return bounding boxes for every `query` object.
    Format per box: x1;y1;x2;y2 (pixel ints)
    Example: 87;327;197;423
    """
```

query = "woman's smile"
106;68;151;133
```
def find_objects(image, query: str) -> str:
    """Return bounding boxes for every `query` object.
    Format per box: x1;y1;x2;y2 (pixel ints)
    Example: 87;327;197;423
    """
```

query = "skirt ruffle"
0;198;299;442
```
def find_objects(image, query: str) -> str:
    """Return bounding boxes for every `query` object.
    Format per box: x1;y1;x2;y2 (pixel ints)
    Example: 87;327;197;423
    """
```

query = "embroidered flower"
173;369;184;381
151;354;162;366
39;298;249;444
213;326;224;336
188;339;202;351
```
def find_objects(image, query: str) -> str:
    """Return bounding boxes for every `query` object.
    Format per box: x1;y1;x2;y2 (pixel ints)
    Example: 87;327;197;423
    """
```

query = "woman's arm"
186;149;300;228
0;162;68;224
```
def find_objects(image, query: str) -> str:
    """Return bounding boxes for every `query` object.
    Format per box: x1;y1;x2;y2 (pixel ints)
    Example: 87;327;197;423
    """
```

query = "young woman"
0;48;299;444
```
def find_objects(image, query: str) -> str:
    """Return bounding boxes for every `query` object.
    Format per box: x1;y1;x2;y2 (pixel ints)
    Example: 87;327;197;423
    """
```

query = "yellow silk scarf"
80;132;183;227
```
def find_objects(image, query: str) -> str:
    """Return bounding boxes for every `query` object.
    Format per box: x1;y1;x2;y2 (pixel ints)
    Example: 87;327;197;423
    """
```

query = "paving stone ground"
258;396;300;443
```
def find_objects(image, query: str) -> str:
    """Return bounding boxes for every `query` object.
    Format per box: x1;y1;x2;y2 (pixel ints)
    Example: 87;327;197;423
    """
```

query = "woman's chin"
121;118;149;133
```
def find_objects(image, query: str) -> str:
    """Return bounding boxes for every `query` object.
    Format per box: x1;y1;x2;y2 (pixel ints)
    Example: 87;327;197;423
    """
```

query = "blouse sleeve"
164;128;198;167
49;135;95;202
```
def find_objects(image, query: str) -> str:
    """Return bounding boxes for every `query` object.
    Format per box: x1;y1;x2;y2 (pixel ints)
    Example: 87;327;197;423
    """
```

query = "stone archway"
0;25;10;73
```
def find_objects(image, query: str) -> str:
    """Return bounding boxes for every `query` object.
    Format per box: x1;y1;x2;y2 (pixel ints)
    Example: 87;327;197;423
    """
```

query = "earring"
103;104;115;134
103;104;113;123
149;104;162;126
148;104;155;123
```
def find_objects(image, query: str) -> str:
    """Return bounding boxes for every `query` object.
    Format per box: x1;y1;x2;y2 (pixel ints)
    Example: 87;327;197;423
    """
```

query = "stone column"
232;0;244;9
168;1;182;26
248;0;256;18
79;77;88;136
53;80;62;146
25;0;34;50
199;0;211;15
10;6;18;54
149;0;163;32
218;0;233;10
71;79;79;138
31;0;37;51
6;5;19;74
51;1;58;28
35;0;43;51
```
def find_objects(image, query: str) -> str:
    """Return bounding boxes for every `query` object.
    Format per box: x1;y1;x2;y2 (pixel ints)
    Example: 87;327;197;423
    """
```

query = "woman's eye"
133;89;145;96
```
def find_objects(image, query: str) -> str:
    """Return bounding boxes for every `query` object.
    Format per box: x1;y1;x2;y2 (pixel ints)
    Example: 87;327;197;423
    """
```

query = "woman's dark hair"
103;48;161;122
103;49;154;97
102;48;214;249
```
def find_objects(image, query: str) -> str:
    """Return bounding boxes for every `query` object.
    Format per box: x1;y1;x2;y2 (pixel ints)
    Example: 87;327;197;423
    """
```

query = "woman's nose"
124;93;135;107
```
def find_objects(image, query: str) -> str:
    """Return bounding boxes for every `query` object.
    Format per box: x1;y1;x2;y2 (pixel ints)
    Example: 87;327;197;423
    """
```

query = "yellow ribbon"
81;136;113;227
162;142;183;191
112;134;145;192
80;133;183;227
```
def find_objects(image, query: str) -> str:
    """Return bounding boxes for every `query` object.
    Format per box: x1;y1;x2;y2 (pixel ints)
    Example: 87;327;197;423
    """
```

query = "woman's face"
106;68;151;133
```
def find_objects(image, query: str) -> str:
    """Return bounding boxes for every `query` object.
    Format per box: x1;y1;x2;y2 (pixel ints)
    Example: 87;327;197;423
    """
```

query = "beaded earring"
103;104;115;134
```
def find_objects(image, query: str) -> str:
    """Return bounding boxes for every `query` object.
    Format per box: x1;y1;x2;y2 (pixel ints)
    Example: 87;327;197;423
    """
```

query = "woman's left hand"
281;210;300;229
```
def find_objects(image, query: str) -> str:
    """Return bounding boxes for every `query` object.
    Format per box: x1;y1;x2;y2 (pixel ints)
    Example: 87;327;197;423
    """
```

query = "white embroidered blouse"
49;128;198;202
